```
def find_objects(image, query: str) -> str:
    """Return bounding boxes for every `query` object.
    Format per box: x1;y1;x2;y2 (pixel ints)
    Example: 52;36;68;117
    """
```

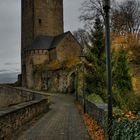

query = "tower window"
39;19;42;25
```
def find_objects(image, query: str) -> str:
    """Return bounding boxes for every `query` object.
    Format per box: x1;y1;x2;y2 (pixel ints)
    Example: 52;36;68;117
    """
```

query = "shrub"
85;16;107;102
112;87;140;111
87;93;104;103
112;48;132;92
110;118;140;140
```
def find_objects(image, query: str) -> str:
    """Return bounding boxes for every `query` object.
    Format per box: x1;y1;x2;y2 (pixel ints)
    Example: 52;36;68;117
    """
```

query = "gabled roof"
31;36;54;50
27;31;70;51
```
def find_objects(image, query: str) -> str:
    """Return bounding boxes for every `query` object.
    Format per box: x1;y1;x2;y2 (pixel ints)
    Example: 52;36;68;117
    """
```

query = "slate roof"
27;31;70;51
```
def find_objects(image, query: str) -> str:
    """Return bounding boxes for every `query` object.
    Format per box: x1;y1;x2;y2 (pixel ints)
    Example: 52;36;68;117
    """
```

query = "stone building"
21;0;81;92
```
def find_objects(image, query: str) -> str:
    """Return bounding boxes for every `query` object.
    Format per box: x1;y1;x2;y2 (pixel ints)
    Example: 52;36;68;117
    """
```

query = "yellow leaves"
111;34;139;51
111;35;128;50
88;63;93;67
65;58;80;69
124;111;136;119
33;56;81;72
132;77;137;90
118;118;122;122
117;111;137;122
78;61;83;65
47;60;61;70
131;70;140;95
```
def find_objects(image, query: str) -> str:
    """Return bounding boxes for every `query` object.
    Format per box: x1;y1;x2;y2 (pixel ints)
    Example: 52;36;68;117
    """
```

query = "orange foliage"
47;60;62;70
117;111;138;122
124;111;137;120
65;58;80;69
111;34;128;50
77;103;106;140
34;57;81;71
111;34;139;51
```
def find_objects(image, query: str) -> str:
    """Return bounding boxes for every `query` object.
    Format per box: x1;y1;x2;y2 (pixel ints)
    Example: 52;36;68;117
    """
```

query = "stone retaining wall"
0;85;34;108
0;86;48;140
78;95;107;127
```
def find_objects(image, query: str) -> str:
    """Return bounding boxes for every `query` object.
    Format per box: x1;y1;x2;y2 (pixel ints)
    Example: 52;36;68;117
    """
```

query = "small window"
39;19;42;25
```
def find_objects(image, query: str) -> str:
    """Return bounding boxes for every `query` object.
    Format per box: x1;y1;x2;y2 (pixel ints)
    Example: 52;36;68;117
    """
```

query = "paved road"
17;94;91;140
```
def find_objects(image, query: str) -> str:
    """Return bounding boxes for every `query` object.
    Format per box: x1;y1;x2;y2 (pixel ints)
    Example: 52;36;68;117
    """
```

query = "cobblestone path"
17;94;91;140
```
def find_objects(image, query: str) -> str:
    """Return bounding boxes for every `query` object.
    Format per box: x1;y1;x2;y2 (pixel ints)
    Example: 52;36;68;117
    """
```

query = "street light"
103;0;113;139
75;67;78;101
79;55;86;114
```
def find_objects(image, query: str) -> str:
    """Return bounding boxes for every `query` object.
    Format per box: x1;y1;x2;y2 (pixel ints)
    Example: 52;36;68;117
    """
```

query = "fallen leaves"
116;111;138;122
77;103;106;140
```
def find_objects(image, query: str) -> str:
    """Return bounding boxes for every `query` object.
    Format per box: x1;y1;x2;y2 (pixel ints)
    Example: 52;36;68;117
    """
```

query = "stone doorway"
68;72;76;94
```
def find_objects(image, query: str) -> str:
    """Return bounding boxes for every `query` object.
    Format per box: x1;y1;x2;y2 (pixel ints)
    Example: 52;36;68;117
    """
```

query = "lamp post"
79;55;86;114
75;67;78;101
103;0;113;138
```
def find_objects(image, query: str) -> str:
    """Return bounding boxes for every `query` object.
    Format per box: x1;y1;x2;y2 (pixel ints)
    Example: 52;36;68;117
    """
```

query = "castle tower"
21;0;64;86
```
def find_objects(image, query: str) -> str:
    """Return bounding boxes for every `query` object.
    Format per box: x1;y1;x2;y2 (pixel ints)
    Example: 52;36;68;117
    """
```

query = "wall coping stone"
78;95;108;128
0;85;49;140
0;99;45;117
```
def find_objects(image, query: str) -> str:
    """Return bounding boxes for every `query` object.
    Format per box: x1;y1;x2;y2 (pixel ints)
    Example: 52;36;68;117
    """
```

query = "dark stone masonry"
0;86;48;140
78;95;108;127
0;85;34;108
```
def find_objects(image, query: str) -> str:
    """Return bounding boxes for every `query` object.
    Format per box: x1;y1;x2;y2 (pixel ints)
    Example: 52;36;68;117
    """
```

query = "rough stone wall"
0;100;47;140
47;70;68;93
85;100;107;126
56;33;81;63
22;0;34;50
34;0;64;37
21;0;34;86
0;86;48;140
24;32;81;91
49;49;57;61
25;50;49;89
46;70;76;93
21;0;64;86
0;86;33;108
78;96;107;127
22;0;64;50
0;92;48;140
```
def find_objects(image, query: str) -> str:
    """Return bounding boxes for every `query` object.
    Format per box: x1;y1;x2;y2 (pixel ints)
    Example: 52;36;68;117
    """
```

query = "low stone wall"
0;85;34;108
78;95;107;127
0;86;48;140
85;100;108;126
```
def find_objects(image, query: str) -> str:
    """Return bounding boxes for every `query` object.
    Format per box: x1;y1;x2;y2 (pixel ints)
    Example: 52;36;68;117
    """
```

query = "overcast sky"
0;0;85;74
0;0;122;74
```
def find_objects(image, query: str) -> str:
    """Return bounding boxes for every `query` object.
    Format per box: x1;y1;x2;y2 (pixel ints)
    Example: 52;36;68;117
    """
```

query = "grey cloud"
0;0;86;74
4;62;20;66
0;69;9;73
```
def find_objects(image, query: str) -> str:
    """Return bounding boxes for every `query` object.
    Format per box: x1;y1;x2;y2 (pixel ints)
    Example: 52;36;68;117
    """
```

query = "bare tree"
79;0;104;28
112;0;140;40
79;0;116;29
73;28;89;48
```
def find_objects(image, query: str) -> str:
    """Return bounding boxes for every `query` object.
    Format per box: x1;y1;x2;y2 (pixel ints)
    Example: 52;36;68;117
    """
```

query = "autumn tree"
111;0;140;63
112;0;140;39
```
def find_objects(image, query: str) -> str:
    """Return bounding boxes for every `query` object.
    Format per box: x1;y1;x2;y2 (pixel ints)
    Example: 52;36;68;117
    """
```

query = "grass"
87;94;104;104
134;76;140;95
113;107;123;115
131;64;140;95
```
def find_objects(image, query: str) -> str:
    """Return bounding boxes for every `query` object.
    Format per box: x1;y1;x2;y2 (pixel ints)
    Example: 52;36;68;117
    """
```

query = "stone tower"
21;0;64;86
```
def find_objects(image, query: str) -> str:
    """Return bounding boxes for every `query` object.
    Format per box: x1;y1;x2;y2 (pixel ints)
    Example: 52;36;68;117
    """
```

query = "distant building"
21;0;81;92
